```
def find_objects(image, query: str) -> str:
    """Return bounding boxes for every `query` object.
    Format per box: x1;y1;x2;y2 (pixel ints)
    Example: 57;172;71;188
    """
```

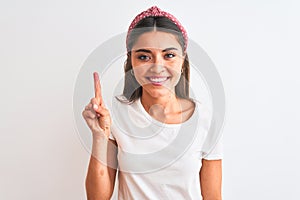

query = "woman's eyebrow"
134;49;152;53
162;47;179;52
134;47;179;53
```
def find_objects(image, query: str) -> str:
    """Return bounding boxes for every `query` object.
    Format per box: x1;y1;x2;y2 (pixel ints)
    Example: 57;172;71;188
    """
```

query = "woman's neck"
140;91;181;115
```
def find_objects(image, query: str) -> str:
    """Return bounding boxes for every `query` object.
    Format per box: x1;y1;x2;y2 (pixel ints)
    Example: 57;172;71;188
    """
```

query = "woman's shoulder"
179;98;195;108
183;98;212;120
114;95;137;105
178;98;195;114
110;95;140;113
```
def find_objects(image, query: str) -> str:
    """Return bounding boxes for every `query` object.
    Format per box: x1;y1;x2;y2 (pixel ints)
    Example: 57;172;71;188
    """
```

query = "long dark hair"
119;16;190;103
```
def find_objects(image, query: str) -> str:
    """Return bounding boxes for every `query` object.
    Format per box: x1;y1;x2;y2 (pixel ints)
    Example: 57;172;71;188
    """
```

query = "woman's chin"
142;85;174;98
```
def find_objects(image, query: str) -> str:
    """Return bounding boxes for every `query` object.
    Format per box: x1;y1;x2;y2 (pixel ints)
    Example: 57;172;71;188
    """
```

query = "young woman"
82;6;222;200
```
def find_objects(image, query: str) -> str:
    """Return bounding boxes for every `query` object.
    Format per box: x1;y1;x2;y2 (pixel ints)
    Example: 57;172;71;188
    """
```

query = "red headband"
126;6;188;52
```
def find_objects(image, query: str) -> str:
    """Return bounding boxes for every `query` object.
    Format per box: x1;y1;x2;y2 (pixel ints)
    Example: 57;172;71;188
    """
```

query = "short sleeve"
108;123;115;140
202;135;223;160
109;122;117;141
109;131;115;140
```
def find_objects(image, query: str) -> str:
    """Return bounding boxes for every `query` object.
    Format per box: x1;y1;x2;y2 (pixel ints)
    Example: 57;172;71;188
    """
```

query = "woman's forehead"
132;31;182;52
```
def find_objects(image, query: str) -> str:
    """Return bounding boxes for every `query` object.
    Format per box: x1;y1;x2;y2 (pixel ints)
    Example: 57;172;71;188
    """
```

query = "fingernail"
93;104;98;110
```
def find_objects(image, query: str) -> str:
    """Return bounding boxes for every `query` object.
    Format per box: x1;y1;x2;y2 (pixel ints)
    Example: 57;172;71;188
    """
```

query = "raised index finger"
93;72;103;105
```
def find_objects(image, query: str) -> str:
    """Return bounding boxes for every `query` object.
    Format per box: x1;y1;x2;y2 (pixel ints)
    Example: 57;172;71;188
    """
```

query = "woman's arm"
84;72;118;200
200;159;222;200
85;136;118;200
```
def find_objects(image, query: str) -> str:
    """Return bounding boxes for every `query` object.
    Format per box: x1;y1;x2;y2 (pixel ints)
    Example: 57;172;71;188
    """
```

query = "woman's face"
131;31;185;98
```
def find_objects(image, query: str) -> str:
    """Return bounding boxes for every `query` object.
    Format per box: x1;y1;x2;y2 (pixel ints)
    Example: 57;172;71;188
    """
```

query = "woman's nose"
150;55;165;73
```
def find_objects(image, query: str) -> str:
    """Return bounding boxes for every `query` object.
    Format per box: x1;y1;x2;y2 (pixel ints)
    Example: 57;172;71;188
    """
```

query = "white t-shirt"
109;96;223;200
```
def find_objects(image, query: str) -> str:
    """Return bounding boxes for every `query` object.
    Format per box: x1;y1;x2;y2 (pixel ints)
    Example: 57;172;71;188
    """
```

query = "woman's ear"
182;52;187;62
182;54;187;67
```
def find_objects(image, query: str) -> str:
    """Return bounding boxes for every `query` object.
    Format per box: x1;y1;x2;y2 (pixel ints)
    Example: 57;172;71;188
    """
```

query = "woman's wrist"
92;127;110;141
91;134;109;160
90;129;117;169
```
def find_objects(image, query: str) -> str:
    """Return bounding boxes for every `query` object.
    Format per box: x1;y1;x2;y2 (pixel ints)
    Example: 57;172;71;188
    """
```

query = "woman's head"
122;7;190;103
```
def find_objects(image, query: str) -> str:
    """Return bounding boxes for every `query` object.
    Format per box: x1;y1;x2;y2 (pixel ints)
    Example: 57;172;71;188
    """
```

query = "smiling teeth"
149;77;168;82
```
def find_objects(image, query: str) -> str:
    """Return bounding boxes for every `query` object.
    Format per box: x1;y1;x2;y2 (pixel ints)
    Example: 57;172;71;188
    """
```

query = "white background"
1;0;299;199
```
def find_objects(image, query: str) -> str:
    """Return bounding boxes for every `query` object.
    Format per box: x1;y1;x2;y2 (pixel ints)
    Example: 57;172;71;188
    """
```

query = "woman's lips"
146;76;170;86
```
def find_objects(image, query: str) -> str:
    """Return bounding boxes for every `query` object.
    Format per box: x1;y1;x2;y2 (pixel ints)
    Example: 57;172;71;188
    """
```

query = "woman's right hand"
82;72;112;139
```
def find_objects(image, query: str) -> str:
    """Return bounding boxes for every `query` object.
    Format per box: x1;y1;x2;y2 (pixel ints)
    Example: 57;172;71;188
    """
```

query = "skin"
82;31;222;199
131;31;194;123
200;159;222;200
82;73;117;200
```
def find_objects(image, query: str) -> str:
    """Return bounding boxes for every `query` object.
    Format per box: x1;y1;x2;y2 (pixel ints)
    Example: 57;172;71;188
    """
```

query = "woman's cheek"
132;69;147;85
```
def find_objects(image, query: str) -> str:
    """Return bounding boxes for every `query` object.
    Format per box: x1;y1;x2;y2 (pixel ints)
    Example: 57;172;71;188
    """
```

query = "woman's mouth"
146;76;170;86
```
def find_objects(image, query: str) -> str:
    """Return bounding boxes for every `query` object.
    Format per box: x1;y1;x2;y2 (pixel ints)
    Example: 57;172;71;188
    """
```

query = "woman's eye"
138;55;150;60
165;53;175;58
